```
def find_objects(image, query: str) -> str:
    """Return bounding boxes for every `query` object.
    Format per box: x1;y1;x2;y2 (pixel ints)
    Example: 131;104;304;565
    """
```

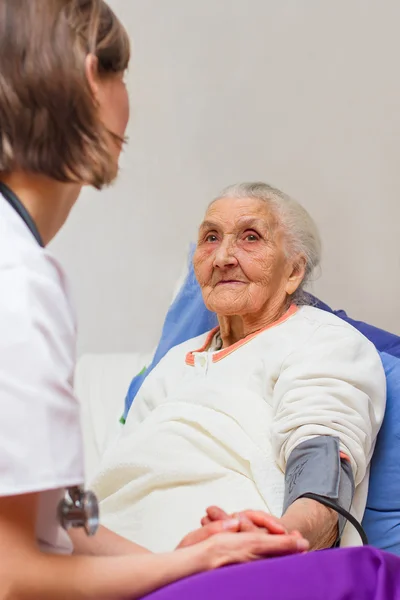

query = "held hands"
202;506;304;541
201;503;338;552
202;506;307;544
176;507;308;569
201;506;292;535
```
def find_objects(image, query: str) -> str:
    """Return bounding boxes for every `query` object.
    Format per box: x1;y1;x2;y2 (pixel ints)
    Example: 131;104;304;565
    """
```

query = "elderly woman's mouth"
216;280;246;286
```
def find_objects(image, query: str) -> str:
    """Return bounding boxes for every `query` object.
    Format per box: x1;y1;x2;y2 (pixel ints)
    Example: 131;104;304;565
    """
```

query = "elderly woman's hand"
202;506;306;548
201;506;290;535
178;511;304;546
202;503;336;551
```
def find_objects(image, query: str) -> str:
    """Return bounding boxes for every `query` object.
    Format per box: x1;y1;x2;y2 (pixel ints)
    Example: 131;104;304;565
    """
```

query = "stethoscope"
0;181;100;537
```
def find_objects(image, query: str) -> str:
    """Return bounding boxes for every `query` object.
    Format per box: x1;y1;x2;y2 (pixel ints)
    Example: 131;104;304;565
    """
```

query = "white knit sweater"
91;305;386;551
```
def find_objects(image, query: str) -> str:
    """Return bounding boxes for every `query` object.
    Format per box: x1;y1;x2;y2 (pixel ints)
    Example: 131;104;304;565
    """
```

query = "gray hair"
212;182;322;305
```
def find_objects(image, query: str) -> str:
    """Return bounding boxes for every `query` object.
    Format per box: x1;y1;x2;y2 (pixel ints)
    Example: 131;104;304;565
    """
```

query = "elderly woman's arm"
272;323;386;549
280;498;337;550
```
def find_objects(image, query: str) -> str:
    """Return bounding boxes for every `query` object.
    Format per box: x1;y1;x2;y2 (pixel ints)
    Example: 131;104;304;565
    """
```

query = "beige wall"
51;0;400;355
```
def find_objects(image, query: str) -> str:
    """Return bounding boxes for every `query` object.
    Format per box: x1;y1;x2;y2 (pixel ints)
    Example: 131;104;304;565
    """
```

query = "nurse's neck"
0;172;81;246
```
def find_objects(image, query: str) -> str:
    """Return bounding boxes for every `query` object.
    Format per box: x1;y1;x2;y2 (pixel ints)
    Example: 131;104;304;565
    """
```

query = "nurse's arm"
0;492;206;598
69;513;262;556
69;524;151;555
0;493;305;600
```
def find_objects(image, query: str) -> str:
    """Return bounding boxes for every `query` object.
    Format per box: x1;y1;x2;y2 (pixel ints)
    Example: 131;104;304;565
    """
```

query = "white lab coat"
0;195;84;554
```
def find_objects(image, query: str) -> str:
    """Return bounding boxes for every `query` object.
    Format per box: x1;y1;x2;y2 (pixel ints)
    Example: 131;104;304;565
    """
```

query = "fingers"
205;507;287;535
251;532;309;556
291;529;303;539
214;519;242;533
178;518;241;548
203;510;260;533
207;531;310;569
232;513;258;533
236;510;287;534
206;506;229;521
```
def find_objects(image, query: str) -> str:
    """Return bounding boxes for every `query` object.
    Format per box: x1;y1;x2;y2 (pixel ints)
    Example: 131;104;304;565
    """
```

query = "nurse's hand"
177;517;242;548
197;530;309;568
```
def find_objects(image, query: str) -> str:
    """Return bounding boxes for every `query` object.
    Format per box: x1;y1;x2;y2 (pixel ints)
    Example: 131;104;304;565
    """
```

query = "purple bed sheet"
141;547;400;600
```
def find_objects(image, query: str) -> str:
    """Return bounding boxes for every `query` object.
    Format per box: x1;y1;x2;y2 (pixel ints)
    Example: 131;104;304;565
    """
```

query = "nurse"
0;1;306;598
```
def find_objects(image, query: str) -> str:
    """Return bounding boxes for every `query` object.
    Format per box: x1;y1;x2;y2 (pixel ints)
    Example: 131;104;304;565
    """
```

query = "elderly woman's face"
193;197;300;316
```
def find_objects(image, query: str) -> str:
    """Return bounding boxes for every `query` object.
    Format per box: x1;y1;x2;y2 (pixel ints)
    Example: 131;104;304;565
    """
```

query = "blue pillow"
307;295;400;359
362;352;400;555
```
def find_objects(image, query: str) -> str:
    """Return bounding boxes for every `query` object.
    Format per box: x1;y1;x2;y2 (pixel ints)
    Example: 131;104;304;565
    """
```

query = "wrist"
173;542;213;576
188;536;232;571
281;498;338;550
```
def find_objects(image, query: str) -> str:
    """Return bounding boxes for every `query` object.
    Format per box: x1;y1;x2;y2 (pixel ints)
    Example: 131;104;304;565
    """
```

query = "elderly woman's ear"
285;256;307;297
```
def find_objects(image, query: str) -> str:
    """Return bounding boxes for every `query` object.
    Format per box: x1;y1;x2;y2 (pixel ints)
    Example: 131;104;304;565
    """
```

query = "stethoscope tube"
0;181;44;247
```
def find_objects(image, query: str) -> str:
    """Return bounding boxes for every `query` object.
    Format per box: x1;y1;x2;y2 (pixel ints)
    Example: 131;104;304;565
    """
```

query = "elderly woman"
91;182;386;554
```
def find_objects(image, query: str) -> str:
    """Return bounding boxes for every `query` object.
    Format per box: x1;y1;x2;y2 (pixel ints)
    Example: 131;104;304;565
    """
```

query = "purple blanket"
142;547;400;600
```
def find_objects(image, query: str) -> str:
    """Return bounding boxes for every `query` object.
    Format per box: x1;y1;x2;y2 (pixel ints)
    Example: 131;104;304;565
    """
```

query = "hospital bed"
75;249;400;598
75;348;400;600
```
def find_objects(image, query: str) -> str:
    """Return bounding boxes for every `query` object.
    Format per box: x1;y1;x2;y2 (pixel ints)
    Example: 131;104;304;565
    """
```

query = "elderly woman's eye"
244;232;259;242
205;234;218;243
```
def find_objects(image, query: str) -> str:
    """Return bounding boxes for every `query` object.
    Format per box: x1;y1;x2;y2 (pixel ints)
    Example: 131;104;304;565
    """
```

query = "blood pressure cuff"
283;436;355;540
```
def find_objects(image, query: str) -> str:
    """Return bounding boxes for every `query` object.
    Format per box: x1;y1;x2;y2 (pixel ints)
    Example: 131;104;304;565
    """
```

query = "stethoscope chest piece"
58;486;100;537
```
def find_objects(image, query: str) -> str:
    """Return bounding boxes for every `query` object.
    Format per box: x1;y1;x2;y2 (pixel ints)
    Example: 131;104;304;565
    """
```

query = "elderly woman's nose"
213;239;238;269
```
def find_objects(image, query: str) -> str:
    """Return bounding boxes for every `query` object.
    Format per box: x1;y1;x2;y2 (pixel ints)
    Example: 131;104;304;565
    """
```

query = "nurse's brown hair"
0;0;130;189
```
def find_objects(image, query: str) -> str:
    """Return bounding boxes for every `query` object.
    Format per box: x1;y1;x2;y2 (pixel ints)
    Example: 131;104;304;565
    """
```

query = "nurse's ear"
85;54;100;98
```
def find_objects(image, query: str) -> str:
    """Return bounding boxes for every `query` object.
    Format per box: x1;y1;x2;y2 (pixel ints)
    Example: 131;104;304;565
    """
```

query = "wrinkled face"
193;197;302;317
